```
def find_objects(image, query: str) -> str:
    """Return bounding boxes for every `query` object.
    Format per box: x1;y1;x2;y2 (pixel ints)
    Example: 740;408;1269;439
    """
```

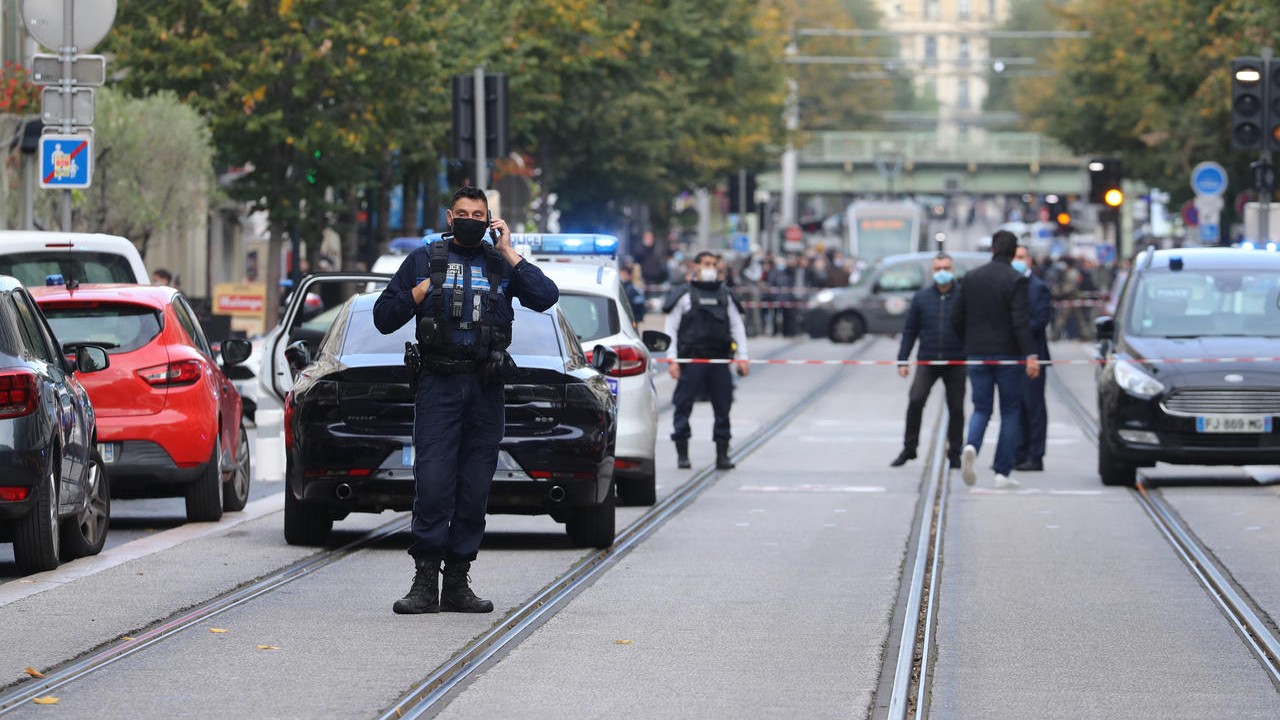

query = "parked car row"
0;232;253;575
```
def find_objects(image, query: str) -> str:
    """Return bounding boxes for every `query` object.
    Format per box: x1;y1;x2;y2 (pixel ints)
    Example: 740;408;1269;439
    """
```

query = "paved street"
3;334;1280;718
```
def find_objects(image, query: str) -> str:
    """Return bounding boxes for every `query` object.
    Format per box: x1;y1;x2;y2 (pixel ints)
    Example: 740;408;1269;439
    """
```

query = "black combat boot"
392;558;440;614
441;559;494;613
675;439;691;469
715;440;735;470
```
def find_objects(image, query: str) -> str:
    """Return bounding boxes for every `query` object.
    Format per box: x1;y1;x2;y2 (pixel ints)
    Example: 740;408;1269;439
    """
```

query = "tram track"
378;338;879;719
0;335;870;715
869;402;950;720
1050;372;1280;689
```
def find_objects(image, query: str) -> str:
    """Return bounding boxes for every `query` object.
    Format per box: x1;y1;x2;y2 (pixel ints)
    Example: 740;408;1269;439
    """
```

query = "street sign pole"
59;0;73;231
474;65;487;190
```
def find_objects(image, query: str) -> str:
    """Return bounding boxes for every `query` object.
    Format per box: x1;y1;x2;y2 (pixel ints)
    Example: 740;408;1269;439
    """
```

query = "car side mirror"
220;337;252;367
590;344;618;374
75;345;109;373
1095;315;1114;342
641;330;671;353
284;340;311;377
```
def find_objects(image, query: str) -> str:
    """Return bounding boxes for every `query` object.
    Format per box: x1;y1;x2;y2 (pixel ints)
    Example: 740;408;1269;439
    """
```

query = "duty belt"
421;356;481;375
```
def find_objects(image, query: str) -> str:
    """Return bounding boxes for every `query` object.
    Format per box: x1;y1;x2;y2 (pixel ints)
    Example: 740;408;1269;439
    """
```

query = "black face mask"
451;217;488;246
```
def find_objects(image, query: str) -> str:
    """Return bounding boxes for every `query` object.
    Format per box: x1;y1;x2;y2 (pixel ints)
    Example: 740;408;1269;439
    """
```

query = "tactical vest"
677;283;734;359
416;240;511;365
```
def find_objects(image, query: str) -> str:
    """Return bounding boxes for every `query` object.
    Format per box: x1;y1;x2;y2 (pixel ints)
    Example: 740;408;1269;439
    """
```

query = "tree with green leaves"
1019;0;1280;210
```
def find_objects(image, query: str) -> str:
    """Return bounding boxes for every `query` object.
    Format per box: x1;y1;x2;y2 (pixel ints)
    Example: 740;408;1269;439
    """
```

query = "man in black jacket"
1013;245;1053;472
951;231;1041;488
892;252;966;469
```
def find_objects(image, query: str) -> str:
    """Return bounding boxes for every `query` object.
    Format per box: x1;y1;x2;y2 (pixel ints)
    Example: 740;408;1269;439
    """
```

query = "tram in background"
844;201;928;268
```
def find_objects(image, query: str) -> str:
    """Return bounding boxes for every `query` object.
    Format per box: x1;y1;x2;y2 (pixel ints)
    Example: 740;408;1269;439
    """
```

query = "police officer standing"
1013;245;1053;472
373;187;559;615
665;251;750;470
892;252;966;469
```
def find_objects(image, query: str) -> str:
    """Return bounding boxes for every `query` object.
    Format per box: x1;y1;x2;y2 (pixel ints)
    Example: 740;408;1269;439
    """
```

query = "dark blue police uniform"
373;239;558;566
1016;272;1053;470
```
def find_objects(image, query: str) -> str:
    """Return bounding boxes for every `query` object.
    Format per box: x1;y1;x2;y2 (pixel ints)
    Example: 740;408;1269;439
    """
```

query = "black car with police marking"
281;292;619;548
1095;246;1280;486
0;275;112;574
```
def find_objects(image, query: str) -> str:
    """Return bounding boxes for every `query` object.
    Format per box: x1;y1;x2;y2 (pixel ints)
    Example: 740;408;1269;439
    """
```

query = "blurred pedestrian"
1050;257;1086;340
665;251;750;470
619;263;646;323
151;268;173;287
1013;245;1052;472
952;230;1041;489
892;252;966;469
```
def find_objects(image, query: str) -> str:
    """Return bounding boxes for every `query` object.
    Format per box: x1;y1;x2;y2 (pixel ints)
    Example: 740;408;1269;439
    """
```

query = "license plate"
98;442;115;463
1196;415;1272;433
606;378;619;397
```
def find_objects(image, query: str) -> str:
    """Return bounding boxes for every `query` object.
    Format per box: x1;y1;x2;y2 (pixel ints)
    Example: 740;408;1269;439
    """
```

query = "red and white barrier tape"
740;299;1110;309
656;356;1280;366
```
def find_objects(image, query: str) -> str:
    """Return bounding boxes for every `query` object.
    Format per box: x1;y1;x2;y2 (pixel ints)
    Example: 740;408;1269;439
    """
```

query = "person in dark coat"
892;252;966;469
1013;245;1053;472
951;230;1041;489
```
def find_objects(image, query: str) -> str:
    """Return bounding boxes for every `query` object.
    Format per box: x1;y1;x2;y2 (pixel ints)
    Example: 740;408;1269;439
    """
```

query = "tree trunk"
402;167;420;238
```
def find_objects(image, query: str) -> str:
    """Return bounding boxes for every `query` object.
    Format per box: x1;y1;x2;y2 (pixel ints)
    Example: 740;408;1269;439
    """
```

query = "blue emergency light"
45;274;65;286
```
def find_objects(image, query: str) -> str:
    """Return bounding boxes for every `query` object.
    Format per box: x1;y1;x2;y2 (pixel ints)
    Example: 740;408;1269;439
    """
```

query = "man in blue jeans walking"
951;230;1041;488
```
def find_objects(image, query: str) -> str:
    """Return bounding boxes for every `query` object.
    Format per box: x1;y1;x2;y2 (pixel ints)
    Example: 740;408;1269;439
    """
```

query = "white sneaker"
961;445;977;486
994;473;1020;489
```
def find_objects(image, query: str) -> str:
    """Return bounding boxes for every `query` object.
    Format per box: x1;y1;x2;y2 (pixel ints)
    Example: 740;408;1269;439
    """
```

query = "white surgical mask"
698;267;718;282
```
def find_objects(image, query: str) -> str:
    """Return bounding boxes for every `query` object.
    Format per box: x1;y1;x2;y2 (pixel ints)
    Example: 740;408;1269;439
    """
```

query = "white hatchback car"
513;233;670;506
0;231;149;286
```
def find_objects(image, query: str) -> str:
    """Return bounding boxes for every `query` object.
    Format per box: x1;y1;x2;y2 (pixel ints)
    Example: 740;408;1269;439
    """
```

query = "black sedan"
1095;246;1280;486
0;276;111;574
282;293;619;548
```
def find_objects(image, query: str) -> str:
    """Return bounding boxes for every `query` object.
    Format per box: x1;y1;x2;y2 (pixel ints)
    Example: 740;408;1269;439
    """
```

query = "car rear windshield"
0;252;139;286
41;303;162;353
341;306;563;359
1128;268;1280;337
557;293;617;342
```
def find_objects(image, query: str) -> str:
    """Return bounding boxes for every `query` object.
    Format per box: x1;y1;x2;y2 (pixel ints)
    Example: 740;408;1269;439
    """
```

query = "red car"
31;283;253;522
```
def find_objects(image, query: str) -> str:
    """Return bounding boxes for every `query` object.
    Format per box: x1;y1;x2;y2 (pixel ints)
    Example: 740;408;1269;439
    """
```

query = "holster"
479;350;517;385
404;342;422;392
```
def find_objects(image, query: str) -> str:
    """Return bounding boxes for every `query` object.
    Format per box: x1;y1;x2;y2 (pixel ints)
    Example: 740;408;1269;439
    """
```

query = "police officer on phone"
665;251;750;470
374;186;559;615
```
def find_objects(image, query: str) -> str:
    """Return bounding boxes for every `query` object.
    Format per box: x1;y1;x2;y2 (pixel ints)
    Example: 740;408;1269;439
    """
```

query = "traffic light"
1103;187;1124;207
727;171;756;213
1270;62;1280;151
1231;57;1266;150
452;74;509;161
1087;158;1123;205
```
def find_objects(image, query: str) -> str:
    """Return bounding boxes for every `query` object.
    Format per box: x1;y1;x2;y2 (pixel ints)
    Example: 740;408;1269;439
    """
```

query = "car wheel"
829;312;865;344
284;482;333;546
1098;431;1136;487
222;423;252;512
61;449;110;559
185;432;225;522
566;483;616;549
617;470;656;507
13;457;61;574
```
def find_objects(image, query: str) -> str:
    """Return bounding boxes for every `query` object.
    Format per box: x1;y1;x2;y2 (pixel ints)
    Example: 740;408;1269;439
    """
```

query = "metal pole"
474;65;487;190
61;0;73;231
780;76;798;227
1262;47;1275;247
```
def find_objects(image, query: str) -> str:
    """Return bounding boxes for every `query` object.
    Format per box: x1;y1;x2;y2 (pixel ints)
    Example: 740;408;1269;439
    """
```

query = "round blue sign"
1191;161;1227;196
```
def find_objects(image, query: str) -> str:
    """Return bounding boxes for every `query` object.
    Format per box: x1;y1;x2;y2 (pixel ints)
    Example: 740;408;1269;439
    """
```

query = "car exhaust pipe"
335;483;353;500
548;485;566;503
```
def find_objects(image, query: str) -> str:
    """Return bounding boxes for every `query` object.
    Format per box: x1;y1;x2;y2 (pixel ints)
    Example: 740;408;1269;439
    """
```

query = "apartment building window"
925;0;939;20
988;0;997;18
959;0;971;18
958;37;970;67
924;36;938;66
958;79;971;109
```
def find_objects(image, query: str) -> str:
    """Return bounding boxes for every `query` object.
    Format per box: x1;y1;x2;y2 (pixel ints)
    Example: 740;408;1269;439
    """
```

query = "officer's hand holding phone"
490;217;521;267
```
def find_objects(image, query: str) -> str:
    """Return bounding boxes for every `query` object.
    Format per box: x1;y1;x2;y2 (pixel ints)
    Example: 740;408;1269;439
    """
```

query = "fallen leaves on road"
32;697;58;705
23;667;45;678
614;639;633;645
209;628;229;634
256;645;281;651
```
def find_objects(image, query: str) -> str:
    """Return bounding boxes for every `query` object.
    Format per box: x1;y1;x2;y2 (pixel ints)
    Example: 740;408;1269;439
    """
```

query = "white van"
0;231;149;287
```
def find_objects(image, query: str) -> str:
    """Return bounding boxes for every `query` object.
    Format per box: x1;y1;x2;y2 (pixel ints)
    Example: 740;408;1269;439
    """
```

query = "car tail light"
0;371;38;418
615;459;640;471
585;344;647;378
136;360;202;387
0;486;31;501
284;393;294;448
